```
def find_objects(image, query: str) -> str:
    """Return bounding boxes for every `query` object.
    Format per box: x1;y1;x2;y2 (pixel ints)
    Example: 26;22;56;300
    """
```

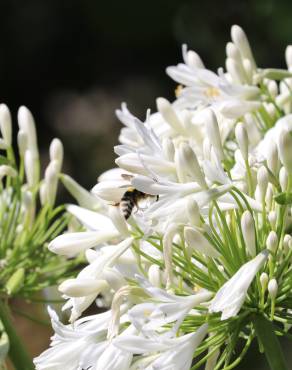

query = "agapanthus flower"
37;25;292;370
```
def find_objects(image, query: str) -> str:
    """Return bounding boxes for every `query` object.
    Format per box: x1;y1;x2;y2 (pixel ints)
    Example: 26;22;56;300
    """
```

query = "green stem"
0;301;34;370
253;314;288;370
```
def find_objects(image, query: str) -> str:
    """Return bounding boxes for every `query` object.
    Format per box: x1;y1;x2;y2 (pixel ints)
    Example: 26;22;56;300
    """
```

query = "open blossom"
37;25;292;370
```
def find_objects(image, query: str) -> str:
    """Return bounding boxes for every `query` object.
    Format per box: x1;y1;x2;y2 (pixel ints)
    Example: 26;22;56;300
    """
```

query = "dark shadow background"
1;0;292;366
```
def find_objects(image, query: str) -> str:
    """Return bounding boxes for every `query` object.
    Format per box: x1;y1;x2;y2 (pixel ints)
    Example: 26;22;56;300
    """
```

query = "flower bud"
17;130;28;156
0;165;17;180
265;184;274;211
231;25;256;70
266;231;278;253
163;223;177;288
148;264;161;288
283;234;292;255
241;210;256;257
267;141;279;175
243;58;253;83
186;198;201;227
268;211;277;230
49;138;63;172
6;268;25;295
205;109;224;161
279;166;288;191
268;278;278;300
44;161;59;206
24;150;39;187
102;268;127;292
260;272;268;291
257;166;269;199
176;142;207;188
18;106;38;156
235;122;248;161
226;57;245;84
156;97;184;133
184;226;220;258
0;104;12;146
278;130;292;173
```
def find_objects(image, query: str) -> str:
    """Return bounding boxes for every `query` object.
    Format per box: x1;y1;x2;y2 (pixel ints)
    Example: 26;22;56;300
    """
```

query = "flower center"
204;86;220;98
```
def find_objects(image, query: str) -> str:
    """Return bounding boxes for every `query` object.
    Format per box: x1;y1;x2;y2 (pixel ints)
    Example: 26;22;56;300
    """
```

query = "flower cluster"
36;25;292;370
0;105;80;300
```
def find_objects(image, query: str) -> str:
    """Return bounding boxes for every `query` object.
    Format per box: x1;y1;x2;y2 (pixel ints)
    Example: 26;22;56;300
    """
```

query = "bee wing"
121;174;134;181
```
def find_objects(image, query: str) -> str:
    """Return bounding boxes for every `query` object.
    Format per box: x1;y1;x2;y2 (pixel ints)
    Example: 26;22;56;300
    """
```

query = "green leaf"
274;192;292;205
253;314;288;370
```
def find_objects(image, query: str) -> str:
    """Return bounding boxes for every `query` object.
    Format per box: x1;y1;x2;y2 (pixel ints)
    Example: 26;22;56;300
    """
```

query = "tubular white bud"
60;174;100;210
17;106;38;157
24;150;39;188
243;58;253;83
59;278;108;297
231;25;256;70
260;272;269;291
177;142;207;188
39;183;47;206
163;223;177;288
49;138;63;172
265;184;274;211
44;161;59;206
277;130;292;173
279;166;288;191
102;268;127;292
162;137;175;161
156;97;184;133
235;122;248;161
184;226;220;258
285;45;292;70
267;80;278;98
182;45;204;68
257;166;269;199
267;141;279;175
186;198;201;226
268;278;278;300
268;211;277;230
204;109;224;161
266;231;278;253
148;264;162;288
17;130;28;156
226;57;246;84
283;234;292;255
0;104;12;146
241;210;256;257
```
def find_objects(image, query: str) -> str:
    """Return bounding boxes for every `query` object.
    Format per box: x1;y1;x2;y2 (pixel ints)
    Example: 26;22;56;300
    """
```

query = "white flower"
115;324;208;370
209;250;268;320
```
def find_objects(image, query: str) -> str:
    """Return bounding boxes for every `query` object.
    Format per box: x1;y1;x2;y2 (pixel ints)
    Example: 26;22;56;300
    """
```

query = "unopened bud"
156;97;184;133
260;272;269;291
18;106;38;156
231;25;256;70
0;165;17;180
241;210;256;257
278;130;292;173
204;109;224;161
0;104;12;146
235;122;248;161
268;278;278;300
49;138;63;172
279;166;288;191
186;199;201;226
17;130;28;156
283;234;292;255
268;211;277;230
257;166;269;199
267;142;279;175
266;231;278;253
148;264;161;288
285;45;292;71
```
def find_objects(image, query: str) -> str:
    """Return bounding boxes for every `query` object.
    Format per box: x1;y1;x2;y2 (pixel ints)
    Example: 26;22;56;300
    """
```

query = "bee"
116;174;159;220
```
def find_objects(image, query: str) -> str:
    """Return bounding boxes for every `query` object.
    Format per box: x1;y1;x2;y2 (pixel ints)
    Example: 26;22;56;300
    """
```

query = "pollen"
175;84;184;97
204;86;220;98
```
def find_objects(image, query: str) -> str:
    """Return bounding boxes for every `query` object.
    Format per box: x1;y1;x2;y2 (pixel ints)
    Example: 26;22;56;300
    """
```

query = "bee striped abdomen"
120;190;136;219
